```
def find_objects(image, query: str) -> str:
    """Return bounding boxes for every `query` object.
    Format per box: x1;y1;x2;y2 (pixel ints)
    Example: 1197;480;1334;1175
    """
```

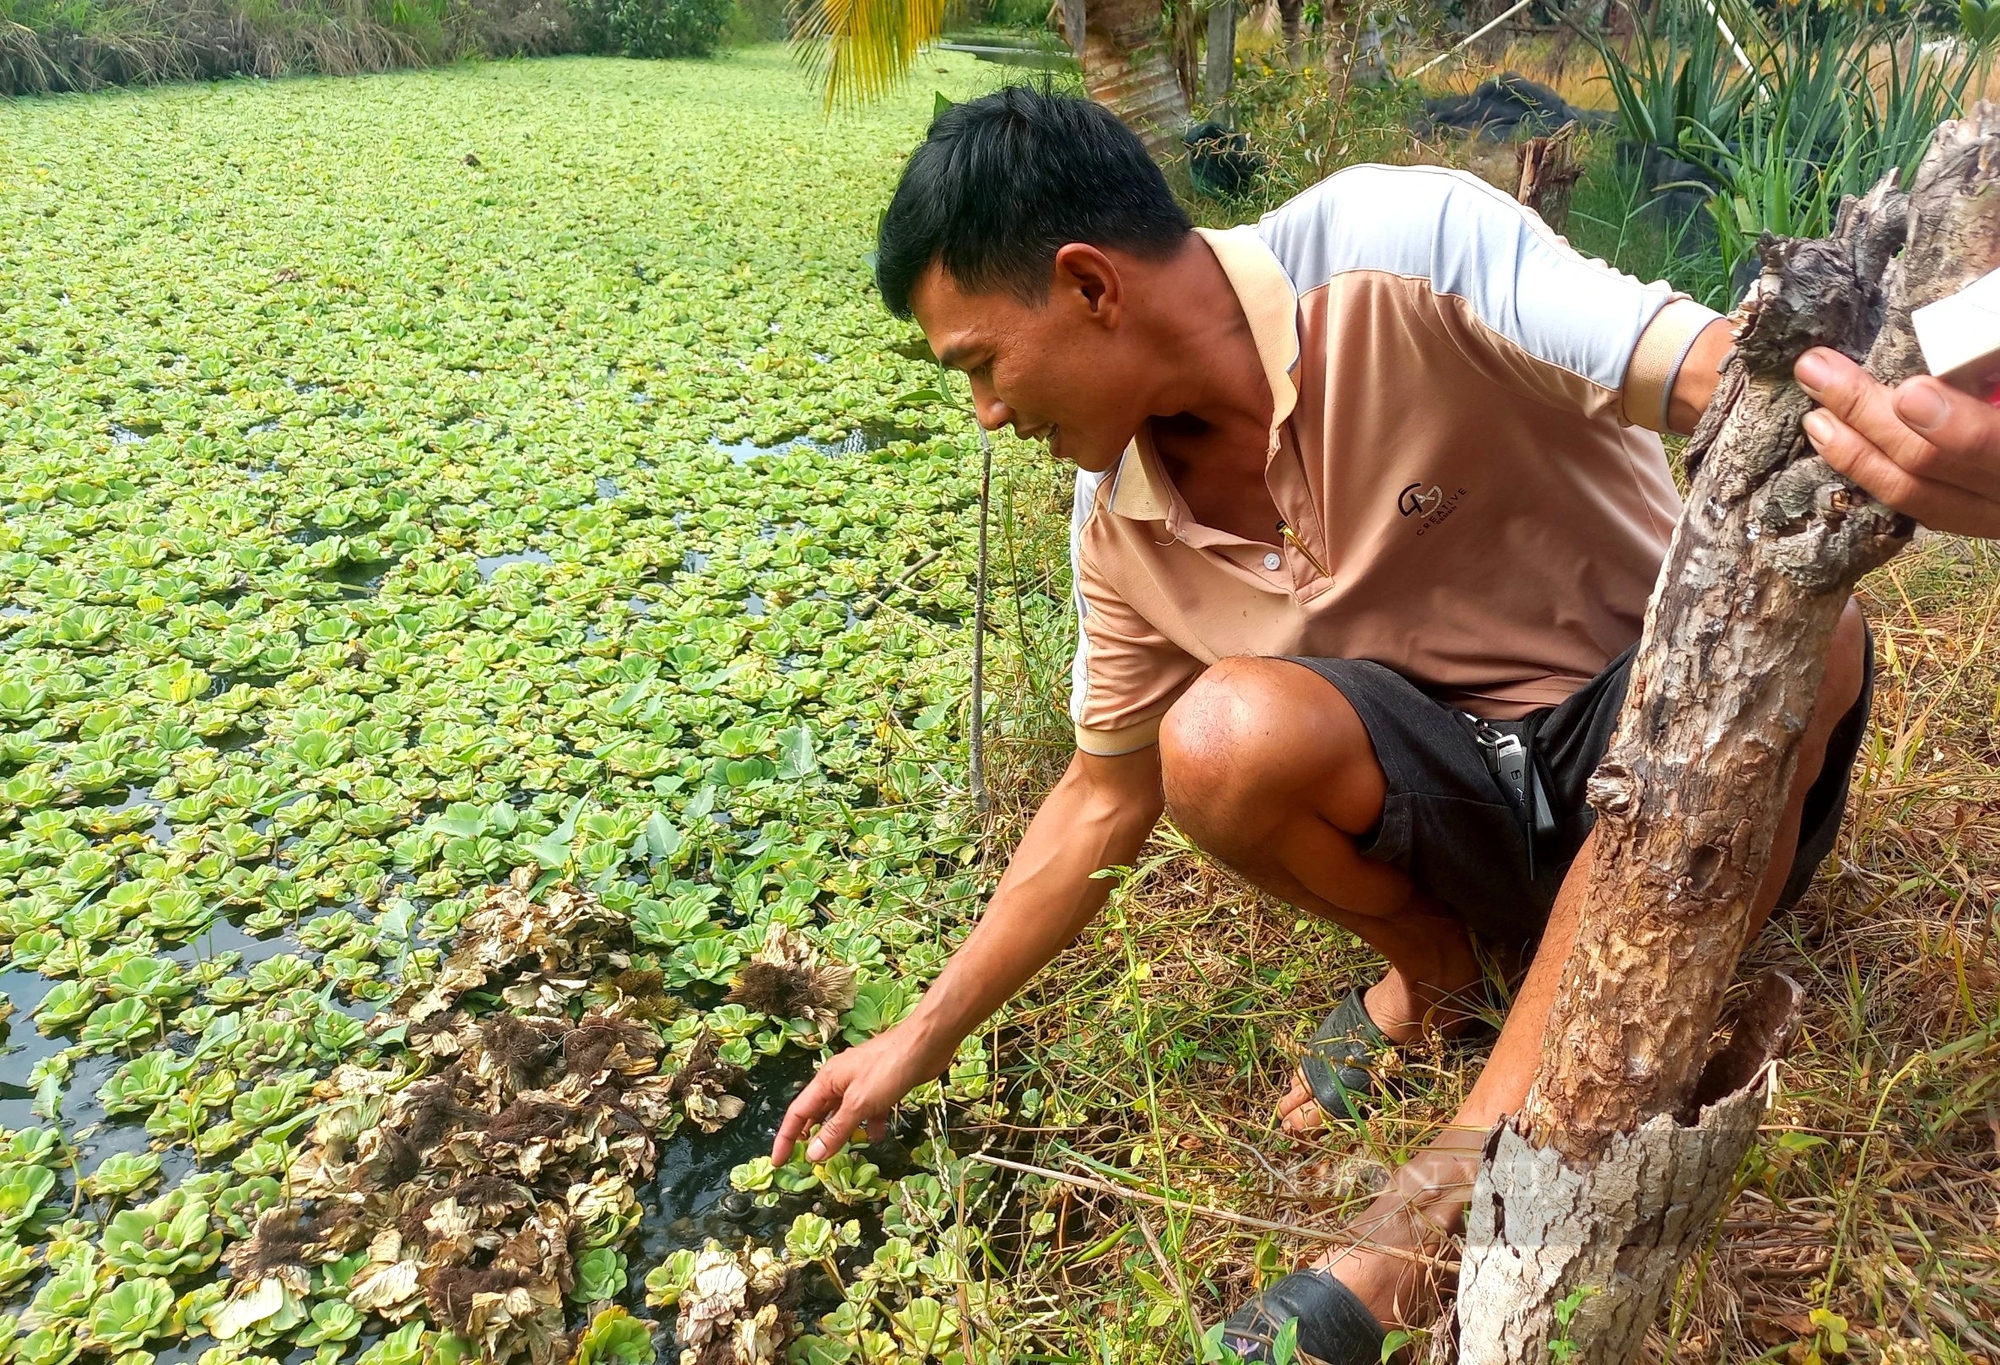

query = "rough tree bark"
1276;0;1304;45
1056;0;1189;154
1455;106;2000;1364
1514;122;1583;236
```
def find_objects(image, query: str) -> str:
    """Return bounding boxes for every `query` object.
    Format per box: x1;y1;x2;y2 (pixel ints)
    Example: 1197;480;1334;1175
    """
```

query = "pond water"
0;885;394;1320
0;882;863;1333
639;1050;815;1245
0;901;364;1136
475;549;554;579
99;784;175;844
712;424;933;466
619;1046;912;1338
331;557;396;590
717;435;812;465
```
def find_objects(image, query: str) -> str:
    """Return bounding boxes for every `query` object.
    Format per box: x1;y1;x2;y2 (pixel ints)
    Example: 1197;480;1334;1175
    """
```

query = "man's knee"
1788;600;1868;799
1157;658;1295;841
1157;656;1383;850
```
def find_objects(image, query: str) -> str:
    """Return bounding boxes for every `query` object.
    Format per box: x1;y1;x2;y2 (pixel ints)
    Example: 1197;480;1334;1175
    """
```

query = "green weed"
1586;0;1990;285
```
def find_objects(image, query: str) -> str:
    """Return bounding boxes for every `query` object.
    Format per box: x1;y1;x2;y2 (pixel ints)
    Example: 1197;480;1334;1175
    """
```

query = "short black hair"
875;86;1193;319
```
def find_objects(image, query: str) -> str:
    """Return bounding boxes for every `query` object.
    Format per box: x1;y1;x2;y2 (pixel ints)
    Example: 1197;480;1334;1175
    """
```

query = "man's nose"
970;382;1012;432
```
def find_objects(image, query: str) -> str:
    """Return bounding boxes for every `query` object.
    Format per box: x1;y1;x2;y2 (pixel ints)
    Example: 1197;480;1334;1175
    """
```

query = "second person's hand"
771;1017;957;1165
1795;347;2000;538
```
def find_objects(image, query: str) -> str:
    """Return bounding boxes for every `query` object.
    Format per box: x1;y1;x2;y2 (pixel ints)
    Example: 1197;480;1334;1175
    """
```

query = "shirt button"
1262;551;1283;571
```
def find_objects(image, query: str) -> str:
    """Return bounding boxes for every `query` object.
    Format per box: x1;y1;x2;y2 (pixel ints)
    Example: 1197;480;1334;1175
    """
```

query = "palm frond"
791;0;944;110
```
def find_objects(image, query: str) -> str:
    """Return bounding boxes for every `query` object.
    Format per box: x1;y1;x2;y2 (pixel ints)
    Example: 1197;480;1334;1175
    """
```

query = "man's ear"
1051;244;1122;326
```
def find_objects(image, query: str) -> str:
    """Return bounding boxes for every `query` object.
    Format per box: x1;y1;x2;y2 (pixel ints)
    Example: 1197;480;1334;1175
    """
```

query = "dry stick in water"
1456;107;2000;1365
852;547;945;620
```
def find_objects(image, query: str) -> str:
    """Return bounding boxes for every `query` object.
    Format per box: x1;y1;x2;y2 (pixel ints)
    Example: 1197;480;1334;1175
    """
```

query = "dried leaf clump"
724;923;858;1047
656;1242;793;1365
393;869;633;1024
221;874;758;1365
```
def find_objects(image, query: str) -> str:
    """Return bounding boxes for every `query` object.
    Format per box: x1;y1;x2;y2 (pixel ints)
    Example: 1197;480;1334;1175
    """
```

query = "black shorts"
1286;633;1873;946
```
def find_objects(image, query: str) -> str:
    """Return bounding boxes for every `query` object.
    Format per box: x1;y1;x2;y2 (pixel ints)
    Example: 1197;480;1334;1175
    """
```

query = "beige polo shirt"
1069;163;1718;756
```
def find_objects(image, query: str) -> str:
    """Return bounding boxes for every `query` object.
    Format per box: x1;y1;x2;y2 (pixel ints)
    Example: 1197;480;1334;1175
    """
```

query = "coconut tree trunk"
1455;105;2000;1365
1276;0;1303;44
1205;0;1235;107
1060;0;1189;153
1062;0;1086;55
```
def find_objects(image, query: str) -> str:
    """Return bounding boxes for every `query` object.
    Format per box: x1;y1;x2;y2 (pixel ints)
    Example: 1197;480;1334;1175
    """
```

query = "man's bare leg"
1311;601;1869;1331
1157;656;1489;1136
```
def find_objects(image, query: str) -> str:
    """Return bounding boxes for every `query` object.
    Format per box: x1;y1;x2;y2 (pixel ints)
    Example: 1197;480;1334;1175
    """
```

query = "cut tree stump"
1515;122;1583;235
1455;106;2000;1364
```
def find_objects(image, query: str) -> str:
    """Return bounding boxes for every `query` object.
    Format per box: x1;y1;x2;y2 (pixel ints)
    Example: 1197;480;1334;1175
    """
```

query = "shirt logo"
1398;483;1443;517
1398;482;1469;536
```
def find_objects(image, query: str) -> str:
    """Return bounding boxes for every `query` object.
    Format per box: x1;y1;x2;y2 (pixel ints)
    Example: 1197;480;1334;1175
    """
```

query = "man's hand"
767;745;1166;1167
1796;347;2000;538
771;1019;953;1165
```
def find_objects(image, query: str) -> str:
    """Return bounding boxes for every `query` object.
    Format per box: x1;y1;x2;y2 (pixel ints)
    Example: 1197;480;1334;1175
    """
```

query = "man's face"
908;255;1146;474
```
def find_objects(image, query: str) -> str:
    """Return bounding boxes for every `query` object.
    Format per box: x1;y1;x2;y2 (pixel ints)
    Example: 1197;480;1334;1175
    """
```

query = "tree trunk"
1057;0;1189;154
1455;105;2000;1365
1170;2;1202;112
1205;0;1235;109
1276;0;1303;45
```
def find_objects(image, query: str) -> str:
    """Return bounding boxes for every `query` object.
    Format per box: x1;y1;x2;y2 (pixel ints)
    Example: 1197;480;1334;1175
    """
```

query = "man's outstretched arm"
772;744;1166;1164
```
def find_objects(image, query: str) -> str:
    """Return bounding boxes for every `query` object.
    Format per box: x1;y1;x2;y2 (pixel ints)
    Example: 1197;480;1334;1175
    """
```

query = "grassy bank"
0;0;554;93
979;110;2000;1361
966;157;2000;1361
982;521;2000;1361
0;0;755;95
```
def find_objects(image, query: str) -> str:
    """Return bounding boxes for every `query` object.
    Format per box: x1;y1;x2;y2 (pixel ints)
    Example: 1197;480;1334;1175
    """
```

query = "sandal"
1210;1269;1385;1363
1296;988;1398;1124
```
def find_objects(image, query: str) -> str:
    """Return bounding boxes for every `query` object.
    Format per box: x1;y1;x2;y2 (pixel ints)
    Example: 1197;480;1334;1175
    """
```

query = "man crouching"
775;87;1871;1360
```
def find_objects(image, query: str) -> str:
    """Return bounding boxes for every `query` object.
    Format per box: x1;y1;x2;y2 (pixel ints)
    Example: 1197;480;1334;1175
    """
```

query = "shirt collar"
1109;225;1300;522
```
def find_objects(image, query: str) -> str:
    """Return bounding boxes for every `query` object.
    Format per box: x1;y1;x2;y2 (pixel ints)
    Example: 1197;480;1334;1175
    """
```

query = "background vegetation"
569;0;733;58
0;0;754;93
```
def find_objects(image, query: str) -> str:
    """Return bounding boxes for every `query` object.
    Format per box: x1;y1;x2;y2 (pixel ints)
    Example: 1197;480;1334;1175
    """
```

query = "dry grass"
0;0;574;95
1415;30;1621;109
962;448;2000;1359
1403;27;2000;116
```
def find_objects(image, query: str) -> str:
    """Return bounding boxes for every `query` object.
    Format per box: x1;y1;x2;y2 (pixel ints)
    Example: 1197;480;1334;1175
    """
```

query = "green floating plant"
0;47;1041;1365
